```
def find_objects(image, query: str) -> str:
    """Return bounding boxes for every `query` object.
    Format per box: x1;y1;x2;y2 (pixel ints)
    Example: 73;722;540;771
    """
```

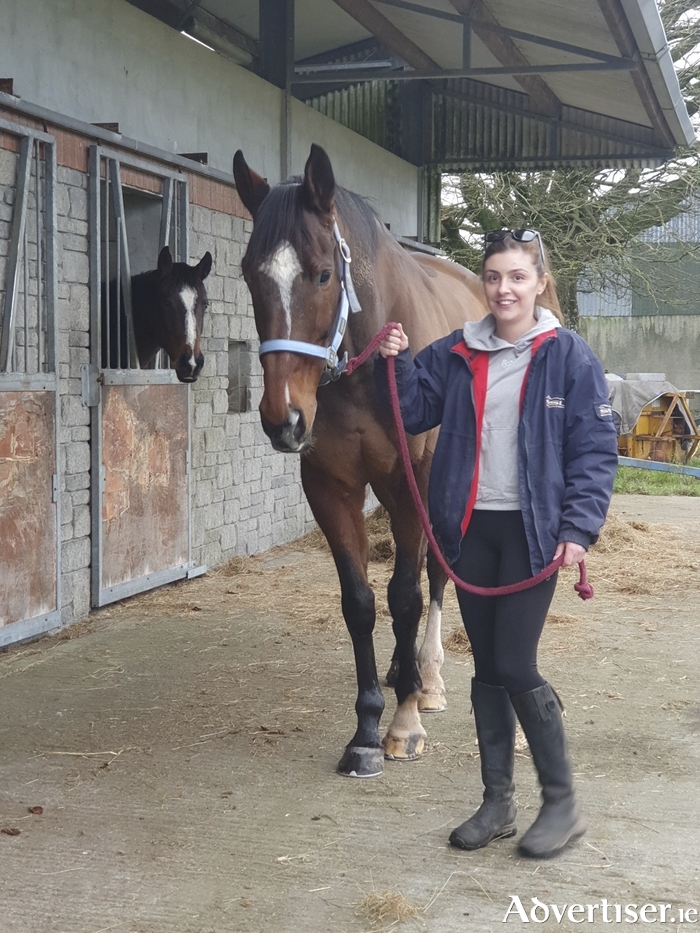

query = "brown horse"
233;144;488;778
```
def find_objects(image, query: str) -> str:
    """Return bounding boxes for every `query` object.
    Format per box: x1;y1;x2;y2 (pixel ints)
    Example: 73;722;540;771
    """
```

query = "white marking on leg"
259;241;302;337
417;599;446;711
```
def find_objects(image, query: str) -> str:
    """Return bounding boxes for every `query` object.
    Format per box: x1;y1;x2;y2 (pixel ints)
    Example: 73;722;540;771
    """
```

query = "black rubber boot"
449;680;517;850
511;682;586;859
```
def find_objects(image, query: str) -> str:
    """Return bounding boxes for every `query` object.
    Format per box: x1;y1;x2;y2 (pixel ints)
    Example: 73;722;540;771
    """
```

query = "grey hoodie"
462;306;561;510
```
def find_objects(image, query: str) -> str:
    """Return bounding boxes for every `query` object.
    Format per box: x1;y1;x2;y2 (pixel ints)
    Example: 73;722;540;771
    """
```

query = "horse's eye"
318;269;332;286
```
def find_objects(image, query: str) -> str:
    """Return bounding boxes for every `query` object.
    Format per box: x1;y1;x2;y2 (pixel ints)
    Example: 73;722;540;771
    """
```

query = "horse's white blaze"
259;241;301;337
284;382;291;407
180;285;198;350
179;286;199;374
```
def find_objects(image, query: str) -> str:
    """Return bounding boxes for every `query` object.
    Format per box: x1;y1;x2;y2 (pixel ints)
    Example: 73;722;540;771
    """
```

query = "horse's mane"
247;179;380;260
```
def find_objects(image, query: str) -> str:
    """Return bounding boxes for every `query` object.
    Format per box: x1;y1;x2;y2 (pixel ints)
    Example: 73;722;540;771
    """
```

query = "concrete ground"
1;494;699;933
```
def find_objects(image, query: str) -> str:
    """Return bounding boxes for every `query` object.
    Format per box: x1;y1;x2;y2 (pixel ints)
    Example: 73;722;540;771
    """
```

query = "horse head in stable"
233;144;356;452
129;246;212;383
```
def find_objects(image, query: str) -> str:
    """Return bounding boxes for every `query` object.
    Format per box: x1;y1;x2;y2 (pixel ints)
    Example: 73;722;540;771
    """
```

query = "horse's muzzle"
261;408;309;453
175;352;204;383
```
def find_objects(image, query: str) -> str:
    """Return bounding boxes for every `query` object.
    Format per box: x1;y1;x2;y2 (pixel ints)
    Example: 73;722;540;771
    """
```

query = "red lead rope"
343;323;594;601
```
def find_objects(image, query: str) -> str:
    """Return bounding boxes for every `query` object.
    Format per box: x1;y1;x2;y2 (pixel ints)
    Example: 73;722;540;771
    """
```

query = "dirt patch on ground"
1;494;699;932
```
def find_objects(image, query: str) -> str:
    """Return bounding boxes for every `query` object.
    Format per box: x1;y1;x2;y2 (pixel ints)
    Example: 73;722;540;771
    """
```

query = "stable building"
0;0;694;646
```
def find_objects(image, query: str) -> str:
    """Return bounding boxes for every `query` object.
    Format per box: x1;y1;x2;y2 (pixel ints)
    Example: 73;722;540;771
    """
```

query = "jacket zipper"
520;340;554;570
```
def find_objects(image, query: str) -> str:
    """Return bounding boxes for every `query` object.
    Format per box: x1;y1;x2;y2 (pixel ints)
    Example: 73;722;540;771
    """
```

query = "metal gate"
0;118;60;647
87;146;202;608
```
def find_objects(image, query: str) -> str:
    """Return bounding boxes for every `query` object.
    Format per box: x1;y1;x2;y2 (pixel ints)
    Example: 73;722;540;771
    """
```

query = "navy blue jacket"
375;327;618;573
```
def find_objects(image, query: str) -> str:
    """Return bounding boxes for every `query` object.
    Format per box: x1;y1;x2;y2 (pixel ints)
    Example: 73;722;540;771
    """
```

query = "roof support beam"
374;0;627;66
293;59;636;84
329;0;440;71
260;0;295;181
596;0;676;149
448;0;562;118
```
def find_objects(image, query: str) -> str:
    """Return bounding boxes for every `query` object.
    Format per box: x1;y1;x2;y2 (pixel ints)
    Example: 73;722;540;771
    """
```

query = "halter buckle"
319;351;348;386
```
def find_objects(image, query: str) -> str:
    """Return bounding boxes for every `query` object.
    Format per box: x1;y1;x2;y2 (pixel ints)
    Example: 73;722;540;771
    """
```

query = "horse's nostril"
290;408;306;442
260;408;307;451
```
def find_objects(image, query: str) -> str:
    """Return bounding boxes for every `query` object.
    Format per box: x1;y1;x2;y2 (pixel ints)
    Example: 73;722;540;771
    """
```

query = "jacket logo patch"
545;395;565;409
598;403;613;418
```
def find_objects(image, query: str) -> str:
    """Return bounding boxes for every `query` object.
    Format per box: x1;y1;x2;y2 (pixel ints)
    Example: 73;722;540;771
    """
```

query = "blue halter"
257;221;362;385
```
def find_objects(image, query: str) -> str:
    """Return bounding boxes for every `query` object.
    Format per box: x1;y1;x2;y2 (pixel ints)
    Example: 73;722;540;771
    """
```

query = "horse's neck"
130;270;160;364
342;223;412;344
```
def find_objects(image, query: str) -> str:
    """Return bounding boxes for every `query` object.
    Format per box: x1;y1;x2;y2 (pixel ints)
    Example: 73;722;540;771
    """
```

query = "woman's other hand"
554;541;587;568
378;324;409;358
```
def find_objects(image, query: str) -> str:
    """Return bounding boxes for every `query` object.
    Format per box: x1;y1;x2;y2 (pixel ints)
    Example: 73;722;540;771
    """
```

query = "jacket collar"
451;328;558;363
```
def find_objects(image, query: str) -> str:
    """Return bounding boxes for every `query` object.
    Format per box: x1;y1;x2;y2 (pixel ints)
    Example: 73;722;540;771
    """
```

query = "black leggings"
452;510;558;697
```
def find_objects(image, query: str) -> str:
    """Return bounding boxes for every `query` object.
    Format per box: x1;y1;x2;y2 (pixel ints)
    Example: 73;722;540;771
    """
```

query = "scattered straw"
547;612;580;625
586;512;696;596
443;627;472;655
360;890;420;927
214;555;259;577
293;507;396;561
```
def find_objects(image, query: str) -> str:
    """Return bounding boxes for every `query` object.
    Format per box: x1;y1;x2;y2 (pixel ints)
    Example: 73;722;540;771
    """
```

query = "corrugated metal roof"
431;77;670;170
128;0;696;166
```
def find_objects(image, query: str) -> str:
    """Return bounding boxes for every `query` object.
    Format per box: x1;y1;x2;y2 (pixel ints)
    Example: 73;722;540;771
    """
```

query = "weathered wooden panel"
0;391;56;626
101;384;188;590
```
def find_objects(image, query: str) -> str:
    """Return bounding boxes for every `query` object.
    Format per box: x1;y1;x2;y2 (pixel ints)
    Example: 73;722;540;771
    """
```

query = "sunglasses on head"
484;229;545;267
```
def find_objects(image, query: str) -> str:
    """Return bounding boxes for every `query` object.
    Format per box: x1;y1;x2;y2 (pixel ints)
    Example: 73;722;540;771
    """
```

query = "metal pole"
23;205;29;373
159;177;174;252
104;159;111;368
0;135;32;372
109;159;138;368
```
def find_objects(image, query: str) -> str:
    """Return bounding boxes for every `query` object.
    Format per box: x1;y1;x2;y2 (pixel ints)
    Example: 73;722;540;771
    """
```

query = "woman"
375;230;618;859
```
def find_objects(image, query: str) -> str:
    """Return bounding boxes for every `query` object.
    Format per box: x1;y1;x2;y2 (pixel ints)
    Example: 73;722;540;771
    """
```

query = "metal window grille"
89;146;189;373
0;126;56;377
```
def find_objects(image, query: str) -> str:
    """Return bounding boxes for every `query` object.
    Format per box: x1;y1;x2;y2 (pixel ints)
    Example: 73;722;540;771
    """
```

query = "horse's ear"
301;144;335;215
233;150;270;219
158;245;173;275
196;251;212;281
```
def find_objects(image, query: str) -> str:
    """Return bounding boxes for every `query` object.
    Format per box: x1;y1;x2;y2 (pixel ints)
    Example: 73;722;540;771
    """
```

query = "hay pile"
295;506;395;562
586;512;696;596
359;890;420;927
443;626;472;654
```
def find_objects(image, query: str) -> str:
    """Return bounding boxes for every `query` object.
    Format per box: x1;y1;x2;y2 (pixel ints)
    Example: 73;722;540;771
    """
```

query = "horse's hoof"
418;691;447;713
382;731;425;761
337;746;384;778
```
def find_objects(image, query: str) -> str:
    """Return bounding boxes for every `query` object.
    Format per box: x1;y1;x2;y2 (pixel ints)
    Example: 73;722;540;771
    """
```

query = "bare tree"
441;0;700;329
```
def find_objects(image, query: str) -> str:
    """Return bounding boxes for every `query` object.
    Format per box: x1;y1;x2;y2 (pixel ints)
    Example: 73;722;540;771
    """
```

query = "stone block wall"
1;111;317;642
55;163;92;625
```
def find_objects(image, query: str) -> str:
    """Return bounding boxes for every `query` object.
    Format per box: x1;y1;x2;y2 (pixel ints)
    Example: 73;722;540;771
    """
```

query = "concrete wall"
0;0;419;235
580;315;700;392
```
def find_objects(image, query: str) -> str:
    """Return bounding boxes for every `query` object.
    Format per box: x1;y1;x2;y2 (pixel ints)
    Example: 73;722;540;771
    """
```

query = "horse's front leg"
383;550;447;712
417;548;447;712
301;460;385;778
382;540;428;761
